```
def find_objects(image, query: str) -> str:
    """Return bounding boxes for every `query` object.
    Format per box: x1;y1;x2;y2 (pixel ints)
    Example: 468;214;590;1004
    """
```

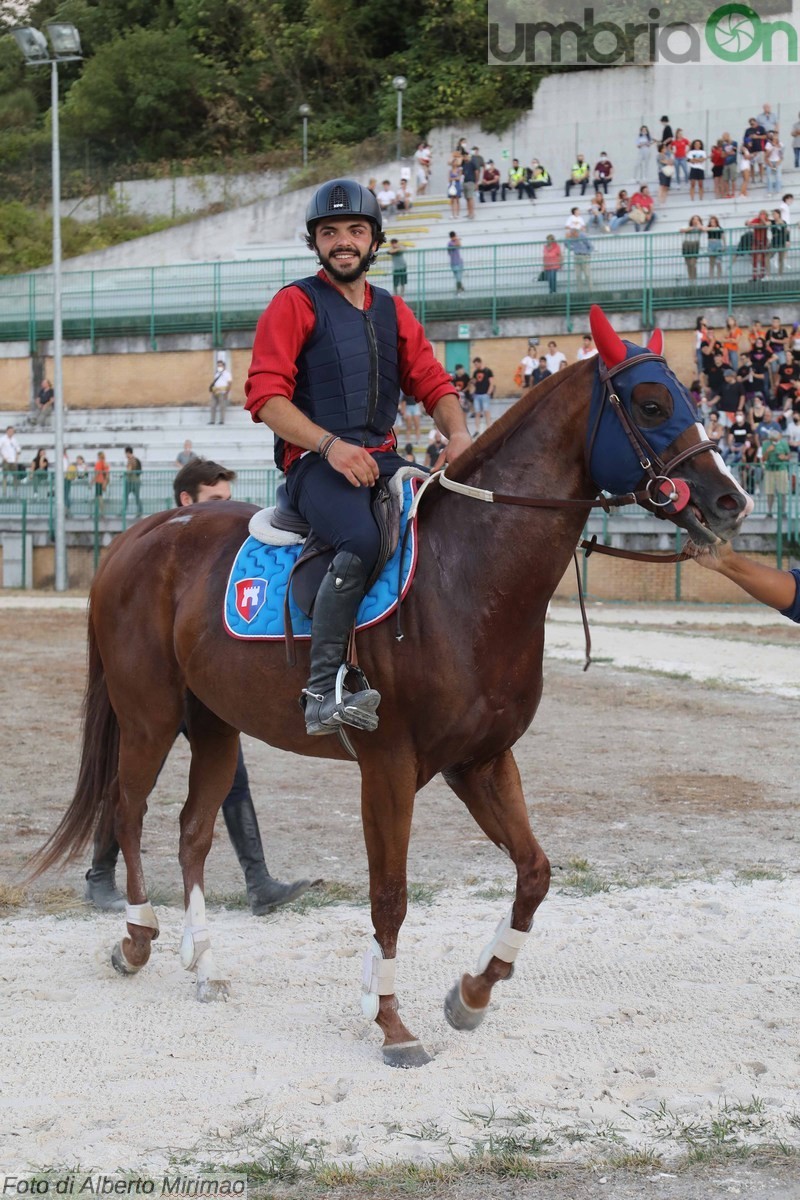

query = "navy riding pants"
286;449;410;577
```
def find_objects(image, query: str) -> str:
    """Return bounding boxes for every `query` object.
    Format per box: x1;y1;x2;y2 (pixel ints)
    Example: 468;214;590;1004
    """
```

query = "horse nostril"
717;492;743;512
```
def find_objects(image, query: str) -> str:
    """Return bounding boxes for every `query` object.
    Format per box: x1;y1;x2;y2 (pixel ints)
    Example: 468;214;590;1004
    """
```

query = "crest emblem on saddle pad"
234;577;268;623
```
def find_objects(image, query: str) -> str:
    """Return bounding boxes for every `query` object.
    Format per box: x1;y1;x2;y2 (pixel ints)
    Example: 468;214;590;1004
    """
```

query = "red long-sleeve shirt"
245;270;455;470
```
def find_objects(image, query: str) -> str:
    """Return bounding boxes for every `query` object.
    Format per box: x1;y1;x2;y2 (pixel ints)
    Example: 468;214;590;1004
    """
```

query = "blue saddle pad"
224;478;419;640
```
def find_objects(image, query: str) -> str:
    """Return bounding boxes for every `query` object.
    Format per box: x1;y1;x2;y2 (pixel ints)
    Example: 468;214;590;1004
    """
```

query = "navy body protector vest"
275;275;400;471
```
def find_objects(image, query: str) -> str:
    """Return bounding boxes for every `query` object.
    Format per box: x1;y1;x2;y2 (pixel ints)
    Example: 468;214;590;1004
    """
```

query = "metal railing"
3;225;799;348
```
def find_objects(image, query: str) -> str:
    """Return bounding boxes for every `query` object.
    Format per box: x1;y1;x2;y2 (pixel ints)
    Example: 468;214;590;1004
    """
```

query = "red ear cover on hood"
589;304;627;367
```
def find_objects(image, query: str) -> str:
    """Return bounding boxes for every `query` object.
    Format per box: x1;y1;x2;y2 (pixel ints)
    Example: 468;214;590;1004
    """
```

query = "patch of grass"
403;1120;454;1145
407;882;441;906
604;1146;664;1169
290;880;369;912
557;858;611;896
458;1101;499;1128
472;882;510;900
736;866;785;882
645;1096;774;1161
478;1130;554;1156
37;886;84;914
0;882;26;911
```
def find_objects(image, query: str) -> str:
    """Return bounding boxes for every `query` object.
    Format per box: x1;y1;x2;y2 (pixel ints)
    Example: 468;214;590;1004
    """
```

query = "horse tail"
26;612;119;881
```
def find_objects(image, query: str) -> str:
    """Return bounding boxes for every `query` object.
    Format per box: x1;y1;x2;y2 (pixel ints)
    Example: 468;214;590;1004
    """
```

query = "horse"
29;306;752;1069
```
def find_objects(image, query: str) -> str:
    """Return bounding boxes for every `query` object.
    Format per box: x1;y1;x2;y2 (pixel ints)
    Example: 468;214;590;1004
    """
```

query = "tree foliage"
0;0;539;169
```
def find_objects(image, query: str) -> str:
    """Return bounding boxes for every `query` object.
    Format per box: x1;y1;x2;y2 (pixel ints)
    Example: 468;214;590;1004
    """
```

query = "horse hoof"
382;1040;433;1069
111;942;140;976
444;981;486;1031
196;978;231;1003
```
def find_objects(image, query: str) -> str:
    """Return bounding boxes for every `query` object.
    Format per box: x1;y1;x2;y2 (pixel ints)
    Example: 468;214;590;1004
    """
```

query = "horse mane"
444;359;589;485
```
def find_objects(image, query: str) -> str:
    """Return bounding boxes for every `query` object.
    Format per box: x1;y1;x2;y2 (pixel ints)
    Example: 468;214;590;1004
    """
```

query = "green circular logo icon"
706;3;762;60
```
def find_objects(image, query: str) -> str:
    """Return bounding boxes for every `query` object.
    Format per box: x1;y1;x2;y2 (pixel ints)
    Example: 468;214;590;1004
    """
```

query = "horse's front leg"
442;749;550;1030
179;705;241;1002
359;754;431;1068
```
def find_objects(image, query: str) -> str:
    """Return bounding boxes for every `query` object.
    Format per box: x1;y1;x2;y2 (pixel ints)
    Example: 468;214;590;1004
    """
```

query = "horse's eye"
640;401;664;419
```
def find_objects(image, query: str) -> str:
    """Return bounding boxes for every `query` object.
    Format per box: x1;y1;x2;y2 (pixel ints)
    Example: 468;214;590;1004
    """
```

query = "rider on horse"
245;178;471;736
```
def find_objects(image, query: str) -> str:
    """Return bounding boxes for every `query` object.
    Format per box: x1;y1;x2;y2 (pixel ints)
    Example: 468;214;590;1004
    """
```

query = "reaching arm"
430;393;472;464
688;541;798;612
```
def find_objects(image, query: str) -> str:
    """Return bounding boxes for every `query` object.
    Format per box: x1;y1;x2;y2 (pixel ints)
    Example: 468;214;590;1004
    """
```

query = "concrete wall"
554;552;788;605
65;169;292;223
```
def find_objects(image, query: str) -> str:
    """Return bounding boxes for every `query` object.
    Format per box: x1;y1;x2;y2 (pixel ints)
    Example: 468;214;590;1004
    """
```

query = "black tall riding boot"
302;550;381;736
85;834;126;911
222;795;311;915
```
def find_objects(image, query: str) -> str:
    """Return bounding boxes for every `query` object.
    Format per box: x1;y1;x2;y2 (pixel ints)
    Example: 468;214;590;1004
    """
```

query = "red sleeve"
393;297;457;415
244;287;316;422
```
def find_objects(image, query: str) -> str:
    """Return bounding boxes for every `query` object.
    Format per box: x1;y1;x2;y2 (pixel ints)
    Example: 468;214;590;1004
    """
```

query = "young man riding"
245;179;471;736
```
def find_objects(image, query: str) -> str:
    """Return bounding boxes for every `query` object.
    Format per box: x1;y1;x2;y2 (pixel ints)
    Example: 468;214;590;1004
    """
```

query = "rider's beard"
318;244;373;283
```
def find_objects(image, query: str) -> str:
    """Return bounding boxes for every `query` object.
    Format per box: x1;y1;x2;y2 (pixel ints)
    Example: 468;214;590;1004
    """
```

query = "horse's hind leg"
112;718;182;975
442;749;550;1030
359;755;431;1069
179;697;241;1002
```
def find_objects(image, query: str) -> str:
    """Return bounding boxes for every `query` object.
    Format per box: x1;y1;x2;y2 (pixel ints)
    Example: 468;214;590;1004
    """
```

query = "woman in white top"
687;139;706;201
765;132;784;196
738;144;752;197
635;126;653;183
565;206;586;234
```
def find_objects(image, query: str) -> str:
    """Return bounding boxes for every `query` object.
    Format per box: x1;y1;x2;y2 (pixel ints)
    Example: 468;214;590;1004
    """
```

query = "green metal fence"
4;225;800;348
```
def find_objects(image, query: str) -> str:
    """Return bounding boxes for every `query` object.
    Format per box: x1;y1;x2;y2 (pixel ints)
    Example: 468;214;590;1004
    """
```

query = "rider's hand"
326;438;380;487
433;430;472;471
685;539;734;573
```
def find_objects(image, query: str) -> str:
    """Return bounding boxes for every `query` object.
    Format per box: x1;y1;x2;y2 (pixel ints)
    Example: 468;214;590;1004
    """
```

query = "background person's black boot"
302;551;381;736
222;795;311;915
85;836;126;911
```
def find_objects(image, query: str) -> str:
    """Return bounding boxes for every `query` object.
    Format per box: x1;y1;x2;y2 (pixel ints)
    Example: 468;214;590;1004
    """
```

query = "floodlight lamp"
392;75;407;91
299;104;311;117
45;23;83;58
12;27;49;63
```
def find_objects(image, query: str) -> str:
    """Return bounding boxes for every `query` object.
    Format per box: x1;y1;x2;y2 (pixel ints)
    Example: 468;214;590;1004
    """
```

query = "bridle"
395;352;723;664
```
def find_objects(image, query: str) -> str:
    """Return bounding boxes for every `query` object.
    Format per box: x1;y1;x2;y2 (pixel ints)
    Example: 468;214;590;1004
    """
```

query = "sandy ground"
0;599;798;1198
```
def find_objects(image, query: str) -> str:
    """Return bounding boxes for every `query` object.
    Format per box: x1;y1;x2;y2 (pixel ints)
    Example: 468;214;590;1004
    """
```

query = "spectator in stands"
720;132;739;199
791;113;800;169
656;142;675;205
773;362;798;412
576;335;597;361
426;431;447;466
587;193;610;233
414;142;431;194
739;143;752;197
520;349;536;388
396;176;413;213
710;140;726;198
447;230;465;294
742;117;767;184
401;390;421;441
387;238;408;296
403;442;418;465
565;229;593;290
501;158;527;201
565;154;590;197
705;350;727;406
770;210;789;275
762;427;791;517
541;234;563;292
635;126;654;183
376;180;396;218
478;159;500;202
695;316;710;377
672;128;690;187
687;140;706;201
680;215;703;281
565;206;586;234
451;362;471;400
610;190;631;232
175;439;197;469
528;162;552;200
748;393;770;434
209;356;232;425
758;102;778;134
545;340;567;374
727;410;750;465
531;356;551;385
705;215;724;278
629;185;656;231
724;316;743;371
471;357;495;431
462;146;484;219
741;432;762;493
765;130;784;196
93;450;109;515
30;447;49;496
35;378;54;426
123;446;143;517
747;210;771;282
718;370;746;423
658;115;673;149
705;410;727;456
592;152;613;194
447;154;463;217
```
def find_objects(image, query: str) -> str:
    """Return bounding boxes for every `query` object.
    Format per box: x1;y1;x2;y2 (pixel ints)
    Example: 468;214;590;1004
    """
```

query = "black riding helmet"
305;178;383;235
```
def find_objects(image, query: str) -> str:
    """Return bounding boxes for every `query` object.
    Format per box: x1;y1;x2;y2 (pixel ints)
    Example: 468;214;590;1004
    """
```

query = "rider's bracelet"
321;435;340;461
317;433;332;456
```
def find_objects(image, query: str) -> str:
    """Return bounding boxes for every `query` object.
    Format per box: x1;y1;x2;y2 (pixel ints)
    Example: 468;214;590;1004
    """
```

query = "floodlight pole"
50;56;67;592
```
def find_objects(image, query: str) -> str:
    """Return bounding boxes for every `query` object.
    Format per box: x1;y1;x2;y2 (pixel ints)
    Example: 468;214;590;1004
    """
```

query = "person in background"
478;159;500;202
35;378;54;425
531;356;551;385
576;335;597;361
387;238;408;296
93;449;109;515
592;152;613;194
501;158;527;201
520;349;536;388
123;445;143;517
657;142;675;205
376;180;396;218
447;155;463;218
541;233;562;293
690;536;800;616
762;427;791;517
720;132;739;199
770;210;789;276
470;357;495;432
723;315;742;371
545;340;567;374
447;231;465;294
587;192;610;234
705;215;724;278
739;143;752;197
672;128;690;187
658;114;674;149
565;153;590;197
687;139;706;201
635;126;653;183
396;175;413;212
629;185;656;231
175;439;197;469
85;458;313;914
209;356;232;425
680;215;703;281
765;130;784;196
30;448;49;497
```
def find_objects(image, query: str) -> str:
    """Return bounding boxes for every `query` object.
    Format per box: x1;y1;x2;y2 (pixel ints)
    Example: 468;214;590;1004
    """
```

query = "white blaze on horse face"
180;883;218;983
695;422;754;516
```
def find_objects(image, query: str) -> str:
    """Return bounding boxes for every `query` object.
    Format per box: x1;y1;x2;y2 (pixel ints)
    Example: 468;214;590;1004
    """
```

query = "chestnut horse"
31;308;751;1068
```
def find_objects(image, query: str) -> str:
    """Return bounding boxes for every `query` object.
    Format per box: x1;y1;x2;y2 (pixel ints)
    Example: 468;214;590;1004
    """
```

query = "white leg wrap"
125;902;159;937
180;885;214;975
476;906;532;975
360;936;397;1020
